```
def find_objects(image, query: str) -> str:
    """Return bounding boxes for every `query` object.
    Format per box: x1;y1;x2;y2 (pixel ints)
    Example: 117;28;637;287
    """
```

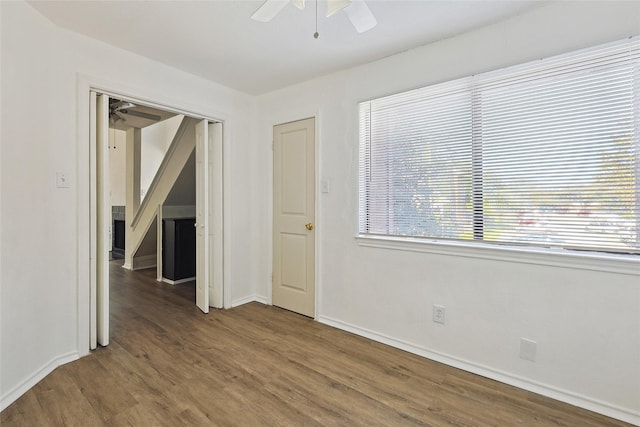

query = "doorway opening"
89;91;224;350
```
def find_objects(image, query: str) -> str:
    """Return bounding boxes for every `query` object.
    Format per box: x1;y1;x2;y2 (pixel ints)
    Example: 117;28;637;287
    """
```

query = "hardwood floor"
1;261;630;426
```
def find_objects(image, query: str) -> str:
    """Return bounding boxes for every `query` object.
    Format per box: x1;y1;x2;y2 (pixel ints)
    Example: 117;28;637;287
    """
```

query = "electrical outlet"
520;338;537;362
432;305;446;324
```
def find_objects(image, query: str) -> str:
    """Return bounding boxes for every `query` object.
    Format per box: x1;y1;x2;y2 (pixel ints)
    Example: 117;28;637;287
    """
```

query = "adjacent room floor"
1;261;630;426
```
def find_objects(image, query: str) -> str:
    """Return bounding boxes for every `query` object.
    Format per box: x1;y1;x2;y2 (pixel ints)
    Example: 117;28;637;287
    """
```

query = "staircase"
127;116;197;268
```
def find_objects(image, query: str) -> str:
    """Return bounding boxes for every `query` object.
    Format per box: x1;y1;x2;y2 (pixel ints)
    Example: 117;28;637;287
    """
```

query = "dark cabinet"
112;220;125;259
162;218;196;281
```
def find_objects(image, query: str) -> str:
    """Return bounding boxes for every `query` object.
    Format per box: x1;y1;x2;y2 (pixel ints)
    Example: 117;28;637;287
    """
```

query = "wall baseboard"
132;254;156;271
231;294;268;308
0;351;79;412
162;277;195;285
318;315;640;426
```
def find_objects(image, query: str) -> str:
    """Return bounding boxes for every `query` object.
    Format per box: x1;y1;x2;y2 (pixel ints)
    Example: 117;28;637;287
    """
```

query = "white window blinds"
359;37;640;254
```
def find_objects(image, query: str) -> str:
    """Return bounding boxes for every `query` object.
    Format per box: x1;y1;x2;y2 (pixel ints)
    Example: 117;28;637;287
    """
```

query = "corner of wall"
0;352;79;412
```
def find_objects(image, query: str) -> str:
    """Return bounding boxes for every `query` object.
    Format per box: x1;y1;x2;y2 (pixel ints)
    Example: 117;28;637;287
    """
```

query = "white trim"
162;276;195;285
222;123;232;309
318;315;640;426
77;74;229;123
96;94;110;347
314;113;321;321
89;91;98;350
0;352;79;412
156;204;163;282
356;235;640;276
77;77;91;357
231;295;268;308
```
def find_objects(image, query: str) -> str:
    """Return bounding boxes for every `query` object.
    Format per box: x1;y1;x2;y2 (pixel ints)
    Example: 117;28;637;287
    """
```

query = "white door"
209;122;224;309
272;118;315;317
195;119;209;313
90;92;110;347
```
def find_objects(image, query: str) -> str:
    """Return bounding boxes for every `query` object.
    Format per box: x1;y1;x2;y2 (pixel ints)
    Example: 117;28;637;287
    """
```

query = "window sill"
355;235;640;276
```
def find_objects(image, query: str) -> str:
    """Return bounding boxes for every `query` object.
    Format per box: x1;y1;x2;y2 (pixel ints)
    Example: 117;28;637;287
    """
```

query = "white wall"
256;2;640;423
0;0;260;408
141;115;183;200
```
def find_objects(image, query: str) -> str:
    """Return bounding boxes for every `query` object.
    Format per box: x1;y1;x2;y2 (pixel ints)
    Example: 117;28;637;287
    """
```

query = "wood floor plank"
32;367;104;427
63;357;138;423
93;342;189;423
1;260;632;426
1;390;51;426
167;407;217;427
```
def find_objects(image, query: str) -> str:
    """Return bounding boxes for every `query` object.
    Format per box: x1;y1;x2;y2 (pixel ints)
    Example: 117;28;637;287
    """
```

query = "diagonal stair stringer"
128;116;196;264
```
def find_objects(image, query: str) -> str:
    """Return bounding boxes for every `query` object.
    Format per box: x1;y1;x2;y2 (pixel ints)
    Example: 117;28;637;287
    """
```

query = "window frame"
356;37;640;272
355;234;639;276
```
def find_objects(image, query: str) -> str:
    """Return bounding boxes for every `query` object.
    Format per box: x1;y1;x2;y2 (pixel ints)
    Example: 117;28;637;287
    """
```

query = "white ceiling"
28;0;543;95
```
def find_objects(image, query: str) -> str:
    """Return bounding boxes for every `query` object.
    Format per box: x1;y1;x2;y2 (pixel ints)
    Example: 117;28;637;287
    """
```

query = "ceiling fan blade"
110;111;126;124
111;100;135;112
291;0;305;10
326;0;351;17
343;0;377;33
252;0;289;22
122;110;162;121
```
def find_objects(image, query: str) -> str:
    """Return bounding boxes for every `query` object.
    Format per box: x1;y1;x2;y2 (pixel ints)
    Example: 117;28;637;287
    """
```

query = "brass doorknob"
305;223;314;231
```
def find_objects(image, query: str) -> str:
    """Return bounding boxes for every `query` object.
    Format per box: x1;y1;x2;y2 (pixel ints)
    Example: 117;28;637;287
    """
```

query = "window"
359;37;640;255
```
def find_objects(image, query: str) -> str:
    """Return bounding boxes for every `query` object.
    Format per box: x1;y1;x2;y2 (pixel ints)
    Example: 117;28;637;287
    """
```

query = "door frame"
267;112;321;319
76;74;231;356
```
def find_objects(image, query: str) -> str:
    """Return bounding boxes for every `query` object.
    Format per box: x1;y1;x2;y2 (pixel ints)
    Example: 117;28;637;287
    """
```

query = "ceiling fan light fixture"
251;0;376;35
251;0;289;22
343;0;377;33
326;0;351;17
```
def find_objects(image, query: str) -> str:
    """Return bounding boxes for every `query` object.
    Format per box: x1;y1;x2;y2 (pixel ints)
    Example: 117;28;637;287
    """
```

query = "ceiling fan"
109;99;162;125
252;0;377;34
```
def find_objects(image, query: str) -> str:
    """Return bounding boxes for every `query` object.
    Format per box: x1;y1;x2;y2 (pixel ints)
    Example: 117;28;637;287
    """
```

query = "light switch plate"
56;172;70;188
